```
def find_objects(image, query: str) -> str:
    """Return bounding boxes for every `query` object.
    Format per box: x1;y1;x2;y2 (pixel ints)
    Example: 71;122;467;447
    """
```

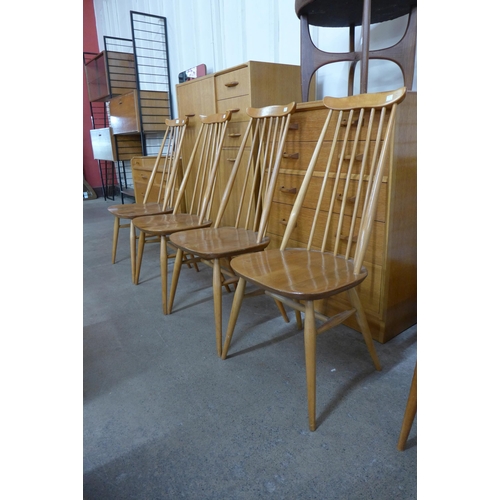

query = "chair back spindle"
280;88;406;273
171;112;232;218
211;103;296;240
141;117;188;208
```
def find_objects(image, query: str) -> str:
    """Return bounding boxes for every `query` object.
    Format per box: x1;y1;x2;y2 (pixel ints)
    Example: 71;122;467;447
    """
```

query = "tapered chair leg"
112;217;120;264
273;299;290;323
398;363;417;451
130;221;137;284
167;248;184;314
304;301;317;431
348;288;381;371
135;231;146;285
160;235;168;315
221;277;247;359
213;258;223;356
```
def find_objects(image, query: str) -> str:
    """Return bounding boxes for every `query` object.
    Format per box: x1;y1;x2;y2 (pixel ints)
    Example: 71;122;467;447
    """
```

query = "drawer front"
289;108;391;143
267;201;386;267
215;67;250;100
216;95;250;122
223;121;248;148
216;148;256;229
273;172;387;223
115;135;143;161
109;90;141;134
90;128;116;161
282;139;389;177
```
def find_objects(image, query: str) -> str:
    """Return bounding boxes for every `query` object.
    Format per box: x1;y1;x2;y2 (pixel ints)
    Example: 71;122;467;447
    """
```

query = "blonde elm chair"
169;103;297;357
132;111;232;314
221;88;407;431
107;117;188;282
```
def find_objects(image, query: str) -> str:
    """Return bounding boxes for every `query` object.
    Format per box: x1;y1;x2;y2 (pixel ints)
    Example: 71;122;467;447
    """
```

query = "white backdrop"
92;0;416;118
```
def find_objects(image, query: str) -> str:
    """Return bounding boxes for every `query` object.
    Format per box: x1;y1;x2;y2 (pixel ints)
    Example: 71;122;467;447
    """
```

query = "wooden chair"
168;103;297;356
221;88;407;431
132;111;232;314
398;361;417;450
107;118;188;282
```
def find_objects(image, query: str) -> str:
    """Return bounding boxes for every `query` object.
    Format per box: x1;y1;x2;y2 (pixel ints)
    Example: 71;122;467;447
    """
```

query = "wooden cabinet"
84;50;136;102
109;90;171;135
176;61;303;226
266;92;417;343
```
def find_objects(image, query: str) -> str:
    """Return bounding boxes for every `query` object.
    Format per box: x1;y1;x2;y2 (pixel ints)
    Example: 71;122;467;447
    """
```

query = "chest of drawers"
131;155;185;205
176;61;303;226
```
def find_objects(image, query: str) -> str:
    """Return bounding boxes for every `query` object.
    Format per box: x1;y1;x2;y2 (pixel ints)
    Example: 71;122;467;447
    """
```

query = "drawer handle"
336;193;356;203
343;153;364;161
185;113;196;118
336;233;358;242
341;118;361;126
229;108;240;113
289;123;299;130
279;219;297;228
283;152;299;159
225;81;239;87
279;186;297;194
228;133;241;138
228;158;237;162
141;174;148;179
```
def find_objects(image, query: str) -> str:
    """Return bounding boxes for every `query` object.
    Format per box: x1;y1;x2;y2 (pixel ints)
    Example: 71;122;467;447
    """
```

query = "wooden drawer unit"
176;61;302;229
274;171;388;222
109;90;171;135
266;92;417;343
84;50;137;102
131;156;166;204
215;67;251;100
90;128;117;161
109;90;141;134
115;135;143;161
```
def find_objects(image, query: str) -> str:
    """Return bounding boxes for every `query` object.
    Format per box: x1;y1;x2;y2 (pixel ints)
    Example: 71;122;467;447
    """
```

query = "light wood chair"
107;118;188;282
132;111;232;314
398;361;417;450
221;88;407;431
168;103;297;356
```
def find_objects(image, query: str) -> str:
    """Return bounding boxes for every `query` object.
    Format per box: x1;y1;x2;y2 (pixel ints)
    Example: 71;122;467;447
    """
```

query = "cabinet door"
109;91;141;134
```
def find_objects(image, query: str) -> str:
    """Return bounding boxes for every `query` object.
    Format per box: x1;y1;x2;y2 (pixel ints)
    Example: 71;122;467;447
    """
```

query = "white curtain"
92;0;416;116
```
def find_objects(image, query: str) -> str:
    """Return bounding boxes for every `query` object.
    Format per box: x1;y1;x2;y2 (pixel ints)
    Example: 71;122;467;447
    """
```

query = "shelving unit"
84;14;172;202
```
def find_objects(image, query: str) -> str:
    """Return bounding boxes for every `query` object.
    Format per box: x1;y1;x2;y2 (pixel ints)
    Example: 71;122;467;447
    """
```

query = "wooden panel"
273;171;388;222
84;52;110;102
115;135;143;161
247;61;302;108
107;51;136;96
140;90;171;132
216;95;250;122
217;148;256;229
109;90;141;134
84;51;137;102
267;201;386;267
223;121;247;148
380;91;418;340
215;66;250;100
90;128;117;161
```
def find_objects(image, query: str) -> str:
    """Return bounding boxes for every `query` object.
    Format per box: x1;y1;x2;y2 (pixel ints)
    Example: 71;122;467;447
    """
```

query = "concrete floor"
83;196;417;499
